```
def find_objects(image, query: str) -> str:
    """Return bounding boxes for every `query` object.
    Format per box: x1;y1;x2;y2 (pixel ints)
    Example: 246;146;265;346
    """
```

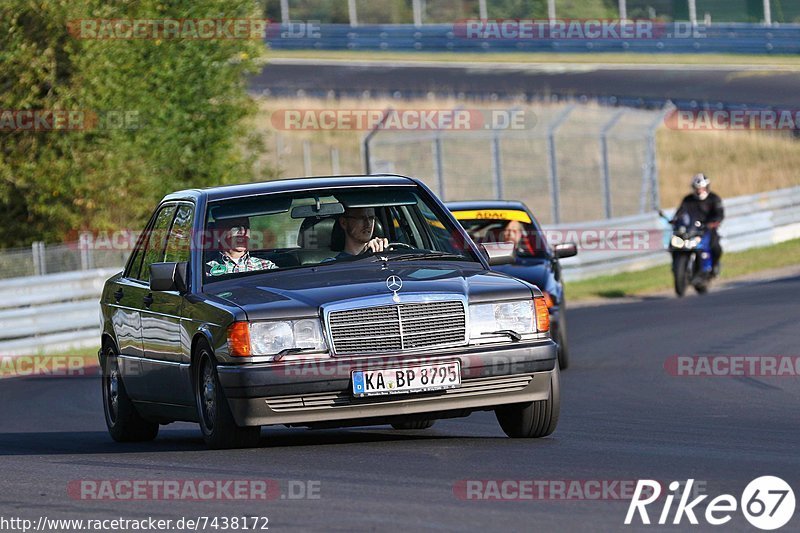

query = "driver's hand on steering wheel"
364;237;389;253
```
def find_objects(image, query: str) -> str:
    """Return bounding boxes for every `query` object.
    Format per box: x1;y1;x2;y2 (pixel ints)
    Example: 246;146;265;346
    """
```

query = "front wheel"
195;345;261;449
102;347;158;442
555;315;570;370
495;367;560;438
672;254;690;297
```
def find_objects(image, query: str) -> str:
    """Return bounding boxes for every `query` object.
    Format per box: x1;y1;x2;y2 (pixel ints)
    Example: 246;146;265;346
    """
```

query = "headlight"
688;236;702;248
670;235;685;248
469;301;536;339
228;319;327;357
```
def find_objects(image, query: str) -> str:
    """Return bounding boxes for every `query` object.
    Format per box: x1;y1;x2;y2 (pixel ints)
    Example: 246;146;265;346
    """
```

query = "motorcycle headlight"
247;319;327;357
469;301;536;339
688;236;702;248
670;235;685;248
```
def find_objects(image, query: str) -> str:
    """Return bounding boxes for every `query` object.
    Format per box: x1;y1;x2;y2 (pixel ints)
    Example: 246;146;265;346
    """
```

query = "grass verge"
566;238;800;301
266;49;800;68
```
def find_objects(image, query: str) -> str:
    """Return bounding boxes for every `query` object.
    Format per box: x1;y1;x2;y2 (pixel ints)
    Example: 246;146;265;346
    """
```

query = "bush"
0;0;269;247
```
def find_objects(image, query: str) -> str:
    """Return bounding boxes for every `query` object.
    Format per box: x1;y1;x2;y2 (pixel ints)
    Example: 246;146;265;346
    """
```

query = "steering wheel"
386;242;415;250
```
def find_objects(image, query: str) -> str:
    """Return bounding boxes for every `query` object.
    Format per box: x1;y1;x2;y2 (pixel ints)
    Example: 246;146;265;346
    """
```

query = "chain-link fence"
365;102;672;225
0;240;129;280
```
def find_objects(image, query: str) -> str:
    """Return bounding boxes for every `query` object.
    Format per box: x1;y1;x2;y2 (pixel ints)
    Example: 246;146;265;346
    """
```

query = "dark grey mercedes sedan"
99;175;560;448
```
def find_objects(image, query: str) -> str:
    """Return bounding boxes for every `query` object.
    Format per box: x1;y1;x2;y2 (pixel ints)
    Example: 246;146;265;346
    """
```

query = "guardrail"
0;269;118;356
267;23;800;55
3;186;799;354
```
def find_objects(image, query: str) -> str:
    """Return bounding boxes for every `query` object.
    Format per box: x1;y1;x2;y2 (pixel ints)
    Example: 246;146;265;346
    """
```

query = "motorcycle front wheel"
672;254;690;297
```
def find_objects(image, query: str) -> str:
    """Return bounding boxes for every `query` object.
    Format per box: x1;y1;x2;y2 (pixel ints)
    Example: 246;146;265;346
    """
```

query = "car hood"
492;258;560;298
203;261;535;321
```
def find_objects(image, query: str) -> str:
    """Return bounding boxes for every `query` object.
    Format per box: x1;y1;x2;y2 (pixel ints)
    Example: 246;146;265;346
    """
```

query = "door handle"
113;288;124;302
143;293;154;308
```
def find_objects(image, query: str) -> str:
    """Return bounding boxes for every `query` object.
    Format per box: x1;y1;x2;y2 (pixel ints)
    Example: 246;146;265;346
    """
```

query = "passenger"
205;217;277;276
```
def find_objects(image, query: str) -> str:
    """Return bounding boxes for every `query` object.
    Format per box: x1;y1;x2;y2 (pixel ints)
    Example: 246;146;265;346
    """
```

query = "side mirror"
480;242;516;266
150;261;188;293
554;242;578;259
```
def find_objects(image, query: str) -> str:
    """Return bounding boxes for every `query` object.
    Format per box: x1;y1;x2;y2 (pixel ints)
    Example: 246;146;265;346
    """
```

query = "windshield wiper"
381;252;471;262
273;347;320;362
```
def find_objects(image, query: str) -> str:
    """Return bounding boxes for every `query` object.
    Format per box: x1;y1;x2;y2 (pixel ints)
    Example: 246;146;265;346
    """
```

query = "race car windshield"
454;211;549;259
202;186;479;281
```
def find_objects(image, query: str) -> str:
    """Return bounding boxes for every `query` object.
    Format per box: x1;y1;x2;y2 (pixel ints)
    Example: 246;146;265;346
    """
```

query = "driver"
335;207;389;259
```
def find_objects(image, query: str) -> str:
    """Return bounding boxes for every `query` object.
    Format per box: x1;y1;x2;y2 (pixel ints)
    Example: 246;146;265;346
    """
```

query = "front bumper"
217;339;557;427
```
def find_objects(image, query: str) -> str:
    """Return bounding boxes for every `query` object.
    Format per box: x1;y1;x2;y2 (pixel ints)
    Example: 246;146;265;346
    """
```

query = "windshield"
202;186;478;282
452;208;550;259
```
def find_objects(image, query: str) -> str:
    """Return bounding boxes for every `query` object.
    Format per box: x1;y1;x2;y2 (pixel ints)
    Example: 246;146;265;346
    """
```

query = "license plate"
351;361;461;397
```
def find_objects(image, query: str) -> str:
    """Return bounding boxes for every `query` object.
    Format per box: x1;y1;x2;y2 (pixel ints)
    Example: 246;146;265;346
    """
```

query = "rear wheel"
195;344;261;449
495;367;560;438
391;420;436;430
102;346;158;442
672;254;690;297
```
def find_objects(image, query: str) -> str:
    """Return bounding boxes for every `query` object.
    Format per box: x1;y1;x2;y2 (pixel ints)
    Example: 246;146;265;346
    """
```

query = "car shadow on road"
0;427;471;456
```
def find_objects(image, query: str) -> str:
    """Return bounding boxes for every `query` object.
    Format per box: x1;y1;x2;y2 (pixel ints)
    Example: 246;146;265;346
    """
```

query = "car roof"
162;174;418;203
445;200;530;212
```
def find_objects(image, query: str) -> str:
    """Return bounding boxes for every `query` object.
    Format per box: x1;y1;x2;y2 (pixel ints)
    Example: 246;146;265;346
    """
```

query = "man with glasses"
335;207;389;258
205;216;276;276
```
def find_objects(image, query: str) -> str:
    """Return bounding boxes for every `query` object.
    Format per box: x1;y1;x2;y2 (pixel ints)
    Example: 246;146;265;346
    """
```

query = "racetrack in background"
252;60;800;108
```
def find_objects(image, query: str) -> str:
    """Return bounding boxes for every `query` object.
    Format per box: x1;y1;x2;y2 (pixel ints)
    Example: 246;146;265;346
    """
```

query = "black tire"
495;367;560;438
102;346;159;442
195;343;261;449
555;316;570;370
672;254;690;297
391;420;436;430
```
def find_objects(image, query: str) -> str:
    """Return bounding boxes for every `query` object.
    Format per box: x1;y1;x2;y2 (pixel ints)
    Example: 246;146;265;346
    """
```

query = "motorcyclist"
673;173;724;276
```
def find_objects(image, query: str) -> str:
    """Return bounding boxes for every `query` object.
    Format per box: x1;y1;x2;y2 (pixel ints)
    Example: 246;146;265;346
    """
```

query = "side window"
135;204;177;282
164;204;194;263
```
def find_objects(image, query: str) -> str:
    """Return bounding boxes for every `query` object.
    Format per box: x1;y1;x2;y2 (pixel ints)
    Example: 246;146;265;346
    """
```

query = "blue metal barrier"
267;23;800;55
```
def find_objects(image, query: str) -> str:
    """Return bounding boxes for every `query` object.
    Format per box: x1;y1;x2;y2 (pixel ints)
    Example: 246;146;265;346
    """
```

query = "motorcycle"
659;210;714;297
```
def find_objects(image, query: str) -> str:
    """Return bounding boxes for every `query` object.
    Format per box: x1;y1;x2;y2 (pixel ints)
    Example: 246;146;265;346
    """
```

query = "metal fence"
365;102;673;225
0;239;129;280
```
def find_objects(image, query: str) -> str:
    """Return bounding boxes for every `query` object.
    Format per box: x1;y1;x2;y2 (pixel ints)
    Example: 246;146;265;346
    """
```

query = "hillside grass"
565;237;800;300
257;97;800;212
266;50;800;68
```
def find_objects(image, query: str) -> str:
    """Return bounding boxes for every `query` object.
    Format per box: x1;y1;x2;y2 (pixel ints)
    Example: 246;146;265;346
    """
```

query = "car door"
139;202;194;405
110;204;177;399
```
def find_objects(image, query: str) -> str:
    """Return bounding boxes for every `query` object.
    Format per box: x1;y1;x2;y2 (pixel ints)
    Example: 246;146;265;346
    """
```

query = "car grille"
328;300;466;354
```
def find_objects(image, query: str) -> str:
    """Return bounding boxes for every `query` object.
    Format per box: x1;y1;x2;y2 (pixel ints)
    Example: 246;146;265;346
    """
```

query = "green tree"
0;0;268;247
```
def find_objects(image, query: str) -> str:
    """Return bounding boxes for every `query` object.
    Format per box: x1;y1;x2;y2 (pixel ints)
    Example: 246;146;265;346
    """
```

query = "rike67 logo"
625;477;795;530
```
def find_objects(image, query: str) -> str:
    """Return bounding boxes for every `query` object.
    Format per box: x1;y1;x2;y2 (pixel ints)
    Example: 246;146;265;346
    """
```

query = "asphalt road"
251;61;800;108
2;274;799;532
